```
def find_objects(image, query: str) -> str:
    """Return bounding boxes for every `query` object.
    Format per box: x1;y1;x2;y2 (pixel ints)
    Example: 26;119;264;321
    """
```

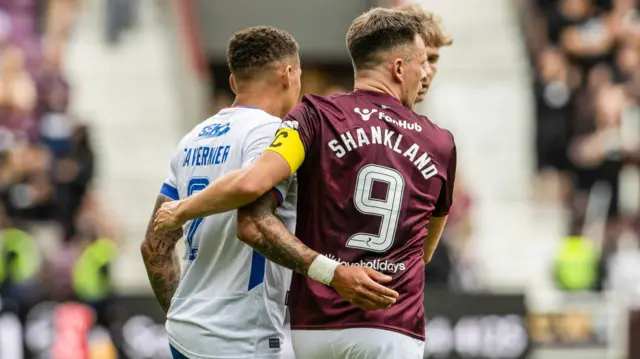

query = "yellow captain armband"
266;128;305;175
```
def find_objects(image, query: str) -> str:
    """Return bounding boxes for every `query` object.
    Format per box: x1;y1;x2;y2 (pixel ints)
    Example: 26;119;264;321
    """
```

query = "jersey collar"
353;89;404;108
224;105;260;110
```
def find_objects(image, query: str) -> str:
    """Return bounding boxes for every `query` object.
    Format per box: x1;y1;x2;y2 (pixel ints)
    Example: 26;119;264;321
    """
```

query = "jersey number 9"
346;164;405;253
186;177;210;261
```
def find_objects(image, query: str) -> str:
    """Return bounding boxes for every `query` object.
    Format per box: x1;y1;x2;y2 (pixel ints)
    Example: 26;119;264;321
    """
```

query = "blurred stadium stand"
65;0;209;292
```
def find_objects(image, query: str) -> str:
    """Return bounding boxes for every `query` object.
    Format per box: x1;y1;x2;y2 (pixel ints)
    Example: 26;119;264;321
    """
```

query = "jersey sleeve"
433;140;457;217
242;120;294;206
265;102;320;175
269;176;294;206
159;147;181;200
242;121;282;168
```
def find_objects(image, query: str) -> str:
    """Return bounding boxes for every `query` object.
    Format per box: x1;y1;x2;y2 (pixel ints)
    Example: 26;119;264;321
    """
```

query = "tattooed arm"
237;192;317;274
236;192;400;311
141;195;183;313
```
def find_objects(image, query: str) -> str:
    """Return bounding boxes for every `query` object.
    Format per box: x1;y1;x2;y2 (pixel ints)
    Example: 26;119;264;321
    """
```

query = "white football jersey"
161;107;296;359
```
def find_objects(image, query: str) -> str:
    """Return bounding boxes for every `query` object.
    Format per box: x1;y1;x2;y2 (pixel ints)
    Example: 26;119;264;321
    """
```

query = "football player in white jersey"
140;26;301;359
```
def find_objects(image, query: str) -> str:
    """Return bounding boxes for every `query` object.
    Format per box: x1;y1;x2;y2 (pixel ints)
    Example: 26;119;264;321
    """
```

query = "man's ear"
392;58;404;83
283;65;294;88
229;74;237;94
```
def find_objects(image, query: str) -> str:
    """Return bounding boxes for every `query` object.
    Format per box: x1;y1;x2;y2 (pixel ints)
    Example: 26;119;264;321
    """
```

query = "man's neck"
354;80;414;109
353;70;403;104
233;91;283;118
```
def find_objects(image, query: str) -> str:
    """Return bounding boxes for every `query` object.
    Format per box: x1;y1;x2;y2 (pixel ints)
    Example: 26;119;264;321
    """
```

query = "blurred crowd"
0;0;119;307
521;0;640;291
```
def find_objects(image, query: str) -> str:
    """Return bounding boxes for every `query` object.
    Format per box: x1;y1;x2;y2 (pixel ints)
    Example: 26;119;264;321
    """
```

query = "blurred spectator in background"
0;45;37;139
0;141;54;222
570;85;627;223
556;0;615;74
106;0;139;45
0;9;13;50
534;47;577;201
45;0;79;45
54;124;94;241
36;39;70;121
521;0;640;291
0;227;42;301
0;0;43;71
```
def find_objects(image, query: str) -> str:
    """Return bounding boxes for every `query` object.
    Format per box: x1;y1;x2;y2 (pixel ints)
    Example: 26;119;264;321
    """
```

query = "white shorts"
282;327;296;359
291;328;424;359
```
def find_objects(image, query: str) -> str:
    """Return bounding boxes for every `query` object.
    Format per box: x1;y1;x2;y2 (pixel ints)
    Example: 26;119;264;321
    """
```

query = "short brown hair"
227;26;299;80
346;8;428;71
394;4;453;47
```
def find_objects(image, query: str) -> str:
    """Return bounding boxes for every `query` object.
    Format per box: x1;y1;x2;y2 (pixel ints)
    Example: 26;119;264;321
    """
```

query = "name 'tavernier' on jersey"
183;145;231;167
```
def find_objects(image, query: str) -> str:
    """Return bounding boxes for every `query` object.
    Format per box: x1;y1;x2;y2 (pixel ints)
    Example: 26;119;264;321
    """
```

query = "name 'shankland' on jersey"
328;125;438;180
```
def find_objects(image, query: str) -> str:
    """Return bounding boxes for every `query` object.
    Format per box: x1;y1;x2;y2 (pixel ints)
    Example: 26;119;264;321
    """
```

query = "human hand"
330;266;399;311
154;200;186;232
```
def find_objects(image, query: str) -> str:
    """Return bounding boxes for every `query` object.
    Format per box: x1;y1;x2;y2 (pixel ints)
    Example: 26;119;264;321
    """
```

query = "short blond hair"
393;4;453;47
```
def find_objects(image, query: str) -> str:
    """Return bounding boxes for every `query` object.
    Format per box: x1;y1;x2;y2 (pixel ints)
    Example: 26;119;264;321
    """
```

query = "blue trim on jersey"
270;187;284;205
248;250;266;291
160;183;179;200
170;345;190;359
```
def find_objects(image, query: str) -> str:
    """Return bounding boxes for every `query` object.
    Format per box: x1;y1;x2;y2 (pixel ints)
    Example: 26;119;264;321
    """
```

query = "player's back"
286;90;456;340
164;107;295;359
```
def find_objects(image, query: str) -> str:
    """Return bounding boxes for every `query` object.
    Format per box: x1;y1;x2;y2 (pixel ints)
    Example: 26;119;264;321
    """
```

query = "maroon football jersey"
286;90;456;341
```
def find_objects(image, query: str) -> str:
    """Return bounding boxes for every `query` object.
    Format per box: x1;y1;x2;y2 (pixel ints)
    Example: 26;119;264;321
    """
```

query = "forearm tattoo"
141;195;184;313
238;193;317;275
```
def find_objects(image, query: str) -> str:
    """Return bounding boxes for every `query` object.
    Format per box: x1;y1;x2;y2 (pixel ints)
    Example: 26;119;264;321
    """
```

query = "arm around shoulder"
236;190;317;275
164;150;292;228
234;151;293;200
